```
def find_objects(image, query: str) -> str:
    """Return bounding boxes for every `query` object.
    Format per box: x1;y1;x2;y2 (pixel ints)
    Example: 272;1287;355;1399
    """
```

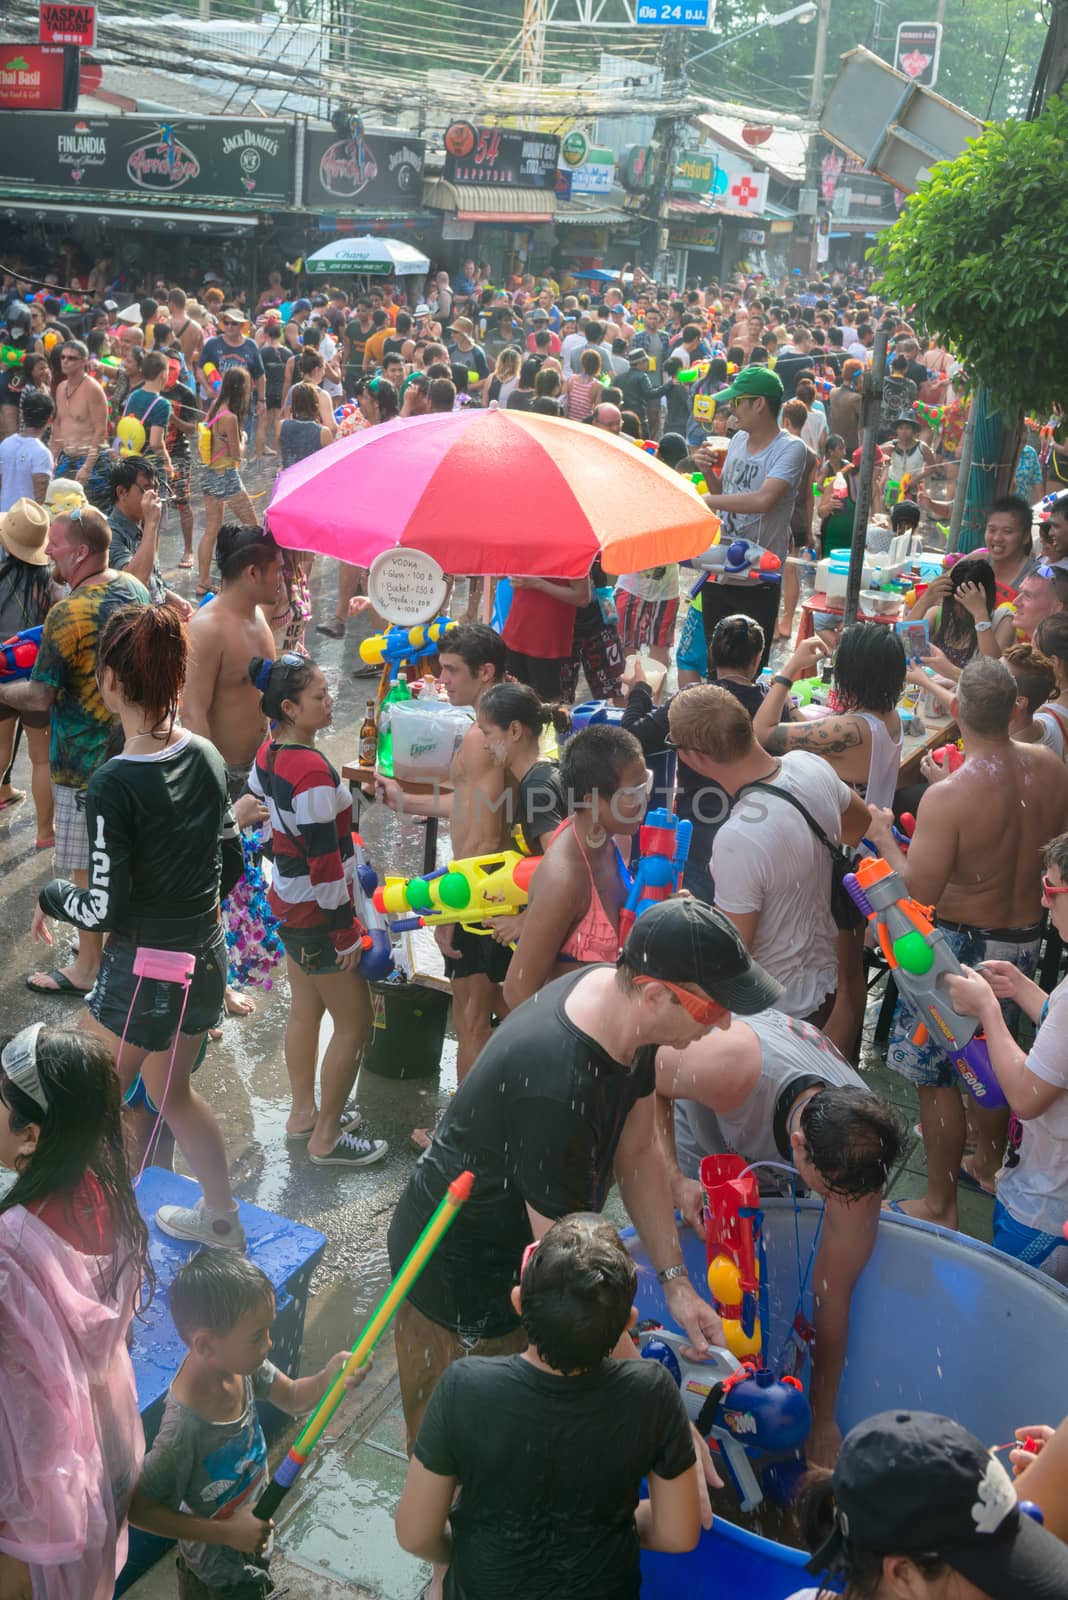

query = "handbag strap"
737;778;839;858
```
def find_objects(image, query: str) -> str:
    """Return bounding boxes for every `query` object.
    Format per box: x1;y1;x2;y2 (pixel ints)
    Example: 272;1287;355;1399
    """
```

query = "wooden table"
898;713;959;791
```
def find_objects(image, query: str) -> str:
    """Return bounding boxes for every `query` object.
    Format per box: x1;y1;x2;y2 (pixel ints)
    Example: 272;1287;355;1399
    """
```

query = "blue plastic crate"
117;1169;326;1593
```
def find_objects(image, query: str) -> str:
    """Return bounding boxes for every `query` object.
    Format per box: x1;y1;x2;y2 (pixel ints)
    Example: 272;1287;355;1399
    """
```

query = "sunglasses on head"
633;976;728;1026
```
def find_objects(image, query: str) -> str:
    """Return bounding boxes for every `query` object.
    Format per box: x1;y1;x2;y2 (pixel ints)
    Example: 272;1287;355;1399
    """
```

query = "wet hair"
834;623;906;713
520;1214;636;1372
559;724;643;803
289;381;322;422
1035;613;1068;671
519;356;542;389
0;1028;153;1310
890;498;921;530
479;681;570;741
217;522;279;582
798;1087;903;1201
934;557;997;658
428;377;455;412
207;364;250;426
797;1468;949;1599
437;622;506;682
248;652;317;721
988;493;1033;545
657;431;688;468
110;452;155;497
669;682;754;762
99;603;186;732
169;1248;274;1344
20;389;54;429
710;612;765;671
1003;642;1055;715
956;655;1017;737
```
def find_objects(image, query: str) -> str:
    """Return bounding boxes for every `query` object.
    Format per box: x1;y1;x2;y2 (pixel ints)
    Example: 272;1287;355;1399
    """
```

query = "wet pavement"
0;470;993;1596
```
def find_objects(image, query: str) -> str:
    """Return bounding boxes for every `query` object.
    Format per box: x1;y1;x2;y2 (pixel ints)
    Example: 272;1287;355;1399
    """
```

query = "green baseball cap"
714;364;784;405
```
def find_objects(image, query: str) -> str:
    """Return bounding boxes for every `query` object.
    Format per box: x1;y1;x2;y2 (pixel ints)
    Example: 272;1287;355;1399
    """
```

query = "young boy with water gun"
131;1250;367;1598
395;1214;702;1596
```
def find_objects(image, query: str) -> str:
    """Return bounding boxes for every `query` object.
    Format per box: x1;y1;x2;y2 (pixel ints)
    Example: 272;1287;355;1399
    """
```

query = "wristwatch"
772;673;794;689
974;619;992;632
657;1264;688;1286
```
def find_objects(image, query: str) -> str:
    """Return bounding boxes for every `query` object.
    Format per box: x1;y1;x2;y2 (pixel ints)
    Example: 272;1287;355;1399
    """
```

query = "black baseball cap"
620;897;782;1014
808;1410;1068;1600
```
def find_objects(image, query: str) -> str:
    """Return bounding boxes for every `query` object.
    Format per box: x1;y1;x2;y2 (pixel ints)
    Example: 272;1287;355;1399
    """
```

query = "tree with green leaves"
871;95;1068;417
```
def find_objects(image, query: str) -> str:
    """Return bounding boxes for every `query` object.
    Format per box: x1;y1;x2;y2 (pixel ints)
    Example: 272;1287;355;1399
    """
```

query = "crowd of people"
0;258;1067;1600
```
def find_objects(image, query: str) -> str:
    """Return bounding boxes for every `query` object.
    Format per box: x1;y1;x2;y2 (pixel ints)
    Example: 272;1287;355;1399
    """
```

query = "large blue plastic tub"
629;1201;1068;1599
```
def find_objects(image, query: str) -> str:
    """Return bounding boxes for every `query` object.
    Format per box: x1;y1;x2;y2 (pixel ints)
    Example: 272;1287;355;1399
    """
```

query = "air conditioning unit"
797;186;818;215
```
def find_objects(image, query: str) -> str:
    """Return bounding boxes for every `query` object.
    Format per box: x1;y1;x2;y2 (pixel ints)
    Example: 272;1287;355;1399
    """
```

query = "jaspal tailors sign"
0;113;292;202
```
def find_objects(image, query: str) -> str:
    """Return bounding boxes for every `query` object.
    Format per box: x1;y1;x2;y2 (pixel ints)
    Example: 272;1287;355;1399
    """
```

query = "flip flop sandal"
26;969;92;996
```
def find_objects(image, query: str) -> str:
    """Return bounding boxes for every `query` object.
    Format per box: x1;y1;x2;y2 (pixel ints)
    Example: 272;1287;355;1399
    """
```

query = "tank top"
208;405;237;470
551;817;628;965
855;710;903;811
673;1009;866;1192
279;417;324;470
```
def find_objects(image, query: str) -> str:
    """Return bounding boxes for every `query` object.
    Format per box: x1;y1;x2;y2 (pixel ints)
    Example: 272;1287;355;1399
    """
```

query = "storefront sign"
895;21;941;87
368;550;448;626
674;147;768;213
443;122;559;188
560;128;589;167
670;217;722;250
40;3;95;46
738;227;765;244
0;43;72;110
570;149;615;195
0;113;292;201
304;128;424;209
672;149;720;195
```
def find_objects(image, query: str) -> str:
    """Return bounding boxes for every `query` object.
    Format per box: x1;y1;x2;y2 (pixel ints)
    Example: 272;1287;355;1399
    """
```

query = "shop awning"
0;193;260;231
555;198;632;227
423;177;555;223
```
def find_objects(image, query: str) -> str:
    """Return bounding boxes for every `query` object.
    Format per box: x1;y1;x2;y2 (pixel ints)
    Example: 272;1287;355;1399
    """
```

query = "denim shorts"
886;921;1041;1089
280;926;345;976
201;464;245;500
87;928;227;1052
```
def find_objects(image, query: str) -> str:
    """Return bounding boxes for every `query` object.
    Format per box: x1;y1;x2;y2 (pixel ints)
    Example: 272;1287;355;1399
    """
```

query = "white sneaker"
155;1198;247;1250
308;1131;388;1169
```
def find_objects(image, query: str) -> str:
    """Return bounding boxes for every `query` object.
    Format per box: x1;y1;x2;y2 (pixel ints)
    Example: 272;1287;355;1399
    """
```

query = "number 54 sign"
636;0;712;24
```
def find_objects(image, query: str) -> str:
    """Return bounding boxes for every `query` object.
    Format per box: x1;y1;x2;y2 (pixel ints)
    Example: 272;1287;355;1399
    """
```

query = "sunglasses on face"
1042;873;1068;898
633;976;729;1026
615;769;655;801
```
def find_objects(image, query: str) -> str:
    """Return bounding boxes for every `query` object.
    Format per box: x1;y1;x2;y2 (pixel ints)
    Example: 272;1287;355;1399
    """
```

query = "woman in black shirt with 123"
33;603;247;1251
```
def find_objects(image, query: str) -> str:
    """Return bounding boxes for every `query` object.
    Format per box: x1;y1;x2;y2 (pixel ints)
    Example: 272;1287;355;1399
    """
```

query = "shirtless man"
376;624;512;1147
183;523;280;1019
655;1007;902;1465
166;287;203;373
51;341;109;493
868;657;1068;1228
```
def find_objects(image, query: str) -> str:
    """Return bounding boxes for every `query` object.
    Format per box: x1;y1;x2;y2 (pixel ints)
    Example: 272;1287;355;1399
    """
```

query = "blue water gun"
357;617;456;679
618;808;692;943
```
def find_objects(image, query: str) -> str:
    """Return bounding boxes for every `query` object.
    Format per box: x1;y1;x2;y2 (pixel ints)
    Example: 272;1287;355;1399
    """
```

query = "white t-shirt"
0;434;53;512
712;751;852;1017
560;332;587;371
718;428;809;560
996;977;1068;1235
318;332;342;397
1035;705;1067;761
615;565;680;603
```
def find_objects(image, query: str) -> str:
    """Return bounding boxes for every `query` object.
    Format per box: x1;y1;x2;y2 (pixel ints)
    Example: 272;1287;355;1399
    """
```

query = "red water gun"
701;1154;763;1363
0;626;42;680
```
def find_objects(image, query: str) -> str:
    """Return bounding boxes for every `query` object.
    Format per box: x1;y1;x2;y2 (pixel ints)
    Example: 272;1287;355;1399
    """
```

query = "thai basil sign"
304;128;425;209
0;113;292;201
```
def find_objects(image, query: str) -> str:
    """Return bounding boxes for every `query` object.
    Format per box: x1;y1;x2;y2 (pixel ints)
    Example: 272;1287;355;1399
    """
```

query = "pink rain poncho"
0;1206;143;1599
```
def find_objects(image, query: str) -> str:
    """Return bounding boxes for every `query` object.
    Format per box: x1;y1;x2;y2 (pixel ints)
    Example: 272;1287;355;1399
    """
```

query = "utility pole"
844;326;888;626
642;26;687;277
519;0;549;89
804;0;830;273
808;0;830;114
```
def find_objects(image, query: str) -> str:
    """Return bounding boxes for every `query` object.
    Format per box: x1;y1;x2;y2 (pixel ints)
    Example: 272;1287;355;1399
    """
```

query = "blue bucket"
628;1202;1068;1598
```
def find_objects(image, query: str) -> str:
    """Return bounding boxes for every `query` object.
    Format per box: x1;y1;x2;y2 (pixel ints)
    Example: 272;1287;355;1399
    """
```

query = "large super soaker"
254;1170;474;1522
617;809;691;944
701;1154;766;1363
844;856;1006;1108
374;849;540;935
0;626;42;681
358;617;456;680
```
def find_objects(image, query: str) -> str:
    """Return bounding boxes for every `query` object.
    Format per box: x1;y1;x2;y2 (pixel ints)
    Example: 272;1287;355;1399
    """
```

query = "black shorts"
504;649;570;702
442;923;513;984
87;927;227;1052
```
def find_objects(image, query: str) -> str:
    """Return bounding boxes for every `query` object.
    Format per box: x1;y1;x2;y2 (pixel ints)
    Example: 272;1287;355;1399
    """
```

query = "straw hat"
0;498;50;566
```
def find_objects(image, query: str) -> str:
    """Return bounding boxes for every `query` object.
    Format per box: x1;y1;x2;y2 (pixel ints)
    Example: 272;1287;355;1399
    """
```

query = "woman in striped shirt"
248;654;386;1170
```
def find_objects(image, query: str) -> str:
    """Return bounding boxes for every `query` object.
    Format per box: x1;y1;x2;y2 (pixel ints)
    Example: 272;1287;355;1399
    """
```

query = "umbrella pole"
481;578;495;626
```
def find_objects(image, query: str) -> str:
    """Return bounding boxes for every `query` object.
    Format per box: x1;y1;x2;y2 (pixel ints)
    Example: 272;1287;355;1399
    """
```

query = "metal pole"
947;386;978;553
843;324;888;626
808;0;830;115
642;27;687;273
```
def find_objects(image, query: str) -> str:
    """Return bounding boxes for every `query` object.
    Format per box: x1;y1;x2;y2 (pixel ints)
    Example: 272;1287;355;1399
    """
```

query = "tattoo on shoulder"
773;718;863;756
